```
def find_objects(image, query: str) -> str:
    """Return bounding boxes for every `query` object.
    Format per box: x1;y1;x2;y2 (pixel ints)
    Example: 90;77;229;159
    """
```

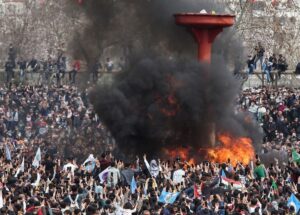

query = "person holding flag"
82;154;96;173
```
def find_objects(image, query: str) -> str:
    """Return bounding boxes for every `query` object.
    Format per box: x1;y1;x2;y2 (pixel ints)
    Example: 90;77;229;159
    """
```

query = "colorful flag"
98;167;110;183
32;147;41;168
83;154;96;172
287;194;300;213
5;144;11;161
158;190;180;204
131;176;137;194
220;176;243;190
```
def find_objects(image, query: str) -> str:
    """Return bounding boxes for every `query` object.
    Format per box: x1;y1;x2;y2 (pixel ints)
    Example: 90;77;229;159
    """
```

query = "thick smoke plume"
71;0;262;159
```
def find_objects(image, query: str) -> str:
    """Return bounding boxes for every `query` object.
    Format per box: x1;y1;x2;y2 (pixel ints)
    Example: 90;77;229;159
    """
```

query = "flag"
14;157;25;177
239;175;246;185
83;154;96;172
158;190;180;204
31;173;41;187
194;184;201;199
287;194;300;213
292;149;300;164
95;185;103;194
5;144;11;161
98;167;110;183
220;176;243;190
130;177;137;194
32;147;41;168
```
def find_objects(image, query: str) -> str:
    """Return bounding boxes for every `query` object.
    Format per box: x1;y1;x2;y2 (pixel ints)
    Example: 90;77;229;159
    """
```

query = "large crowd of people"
1;44;300;215
0;82;298;214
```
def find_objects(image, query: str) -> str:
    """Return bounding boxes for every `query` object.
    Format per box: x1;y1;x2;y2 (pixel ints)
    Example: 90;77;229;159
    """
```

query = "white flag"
14;157;25;177
31;173;41;187
32;147;41;168
83;154;95;166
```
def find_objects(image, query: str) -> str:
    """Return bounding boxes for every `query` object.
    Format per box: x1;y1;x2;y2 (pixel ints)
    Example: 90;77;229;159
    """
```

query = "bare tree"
224;0;300;66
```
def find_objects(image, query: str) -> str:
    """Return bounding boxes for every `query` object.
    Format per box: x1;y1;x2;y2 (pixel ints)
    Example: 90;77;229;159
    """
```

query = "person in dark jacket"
5;60;15;83
296;62;300;74
254;42;265;70
92;61;101;84
247;55;256;74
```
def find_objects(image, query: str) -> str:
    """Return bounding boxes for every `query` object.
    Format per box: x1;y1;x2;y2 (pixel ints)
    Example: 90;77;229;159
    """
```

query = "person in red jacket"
70;60;80;84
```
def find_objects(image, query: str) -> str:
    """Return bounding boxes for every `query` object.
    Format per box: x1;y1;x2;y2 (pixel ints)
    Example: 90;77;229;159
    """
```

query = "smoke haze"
70;0;261;159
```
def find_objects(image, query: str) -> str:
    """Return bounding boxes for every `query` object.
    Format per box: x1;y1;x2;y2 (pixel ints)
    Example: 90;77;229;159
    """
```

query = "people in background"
254;42;265;70
70;59;80;84
105;57;113;73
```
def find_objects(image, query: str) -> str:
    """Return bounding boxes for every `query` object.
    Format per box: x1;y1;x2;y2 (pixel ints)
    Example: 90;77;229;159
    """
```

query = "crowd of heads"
0;83;298;215
239;87;300;150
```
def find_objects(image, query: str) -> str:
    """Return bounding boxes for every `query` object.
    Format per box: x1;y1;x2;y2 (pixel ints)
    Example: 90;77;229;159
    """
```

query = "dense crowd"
0;84;299;215
239;87;300;149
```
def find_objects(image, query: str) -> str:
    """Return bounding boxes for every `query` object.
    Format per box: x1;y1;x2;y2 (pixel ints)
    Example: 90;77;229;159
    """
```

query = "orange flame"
165;147;189;160
207;133;254;166
164;147;195;165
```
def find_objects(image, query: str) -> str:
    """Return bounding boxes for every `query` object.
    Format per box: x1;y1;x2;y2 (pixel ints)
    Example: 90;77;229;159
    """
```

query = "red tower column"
174;13;235;146
191;28;223;63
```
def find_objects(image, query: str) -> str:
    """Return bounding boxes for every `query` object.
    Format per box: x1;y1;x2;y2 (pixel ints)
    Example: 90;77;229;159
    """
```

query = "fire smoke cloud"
71;0;262;159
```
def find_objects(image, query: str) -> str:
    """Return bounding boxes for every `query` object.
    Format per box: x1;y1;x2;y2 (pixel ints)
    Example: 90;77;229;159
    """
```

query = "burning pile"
79;0;262;160
164;147;195;165
207;133;255;166
164;133;254;166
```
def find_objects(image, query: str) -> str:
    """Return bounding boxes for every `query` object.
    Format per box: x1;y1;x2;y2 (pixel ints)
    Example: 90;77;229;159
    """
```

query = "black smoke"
70;0;261;159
